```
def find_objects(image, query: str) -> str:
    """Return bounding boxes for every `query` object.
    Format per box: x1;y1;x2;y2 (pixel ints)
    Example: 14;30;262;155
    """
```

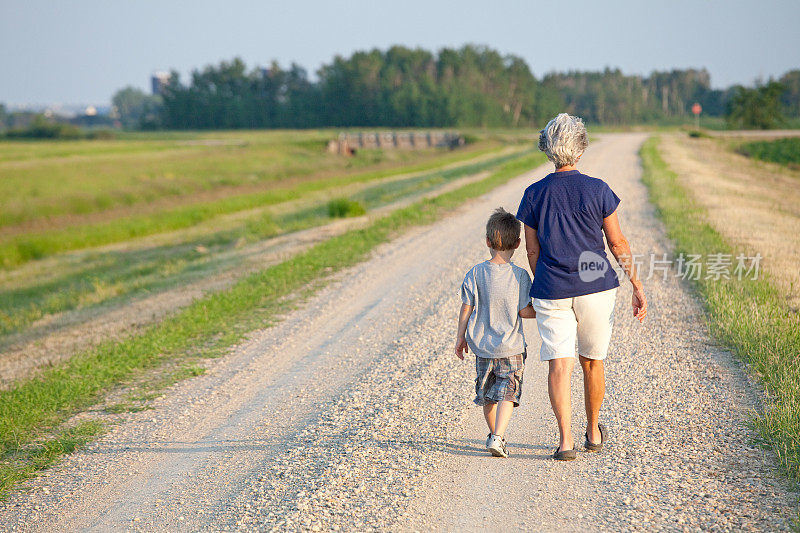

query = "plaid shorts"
473;351;526;407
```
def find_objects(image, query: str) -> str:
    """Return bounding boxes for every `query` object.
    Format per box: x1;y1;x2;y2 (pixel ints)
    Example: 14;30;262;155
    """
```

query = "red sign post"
692;102;702;129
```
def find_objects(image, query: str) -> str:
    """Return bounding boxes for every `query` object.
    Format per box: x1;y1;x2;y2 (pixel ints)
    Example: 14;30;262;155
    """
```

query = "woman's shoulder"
570;173;615;197
577;172;611;187
522;173;555;196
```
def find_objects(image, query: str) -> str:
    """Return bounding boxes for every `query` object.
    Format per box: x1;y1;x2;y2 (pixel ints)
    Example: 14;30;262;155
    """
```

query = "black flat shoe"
584;423;607;452
553;446;577;461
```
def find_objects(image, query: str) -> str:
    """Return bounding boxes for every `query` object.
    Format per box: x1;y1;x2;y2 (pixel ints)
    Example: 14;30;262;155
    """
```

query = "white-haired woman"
516;113;647;461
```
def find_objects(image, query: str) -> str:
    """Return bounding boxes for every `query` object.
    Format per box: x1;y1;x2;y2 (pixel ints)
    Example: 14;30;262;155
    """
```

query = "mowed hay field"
659;133;800;306
0;130;530;385
0;130;501;265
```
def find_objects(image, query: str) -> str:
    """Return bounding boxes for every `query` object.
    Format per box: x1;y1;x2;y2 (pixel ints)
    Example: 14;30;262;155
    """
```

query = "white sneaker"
485;433;492;448
487;434;509;458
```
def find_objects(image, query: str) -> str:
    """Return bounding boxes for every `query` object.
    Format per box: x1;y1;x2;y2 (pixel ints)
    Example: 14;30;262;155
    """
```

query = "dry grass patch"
659;133;800;307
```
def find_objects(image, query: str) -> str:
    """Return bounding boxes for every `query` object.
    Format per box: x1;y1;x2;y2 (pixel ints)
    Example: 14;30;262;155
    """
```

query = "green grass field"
0;145;526;342
0;132;523;349
0;131;517;267
738;137;800;167
0;128;545;495
641;137;800;485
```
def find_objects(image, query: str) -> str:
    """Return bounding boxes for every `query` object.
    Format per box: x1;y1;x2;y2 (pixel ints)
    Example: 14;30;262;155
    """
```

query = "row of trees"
545;68;800;128
152;46;562;130
100;45;798;130
726;81;787;130
541;68;730;125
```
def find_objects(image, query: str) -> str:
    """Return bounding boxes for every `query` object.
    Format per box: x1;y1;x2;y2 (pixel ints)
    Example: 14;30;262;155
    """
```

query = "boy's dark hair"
486;207;521;251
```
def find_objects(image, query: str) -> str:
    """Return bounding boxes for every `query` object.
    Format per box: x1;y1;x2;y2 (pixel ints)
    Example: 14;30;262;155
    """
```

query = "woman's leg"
548;357;575;451
535;296;579;450
574;288;617;445
579;356;604;444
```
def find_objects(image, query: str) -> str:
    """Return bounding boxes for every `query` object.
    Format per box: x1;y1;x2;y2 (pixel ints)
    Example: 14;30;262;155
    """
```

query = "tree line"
3;45;798;134
140;46;799;130
153;46;557;130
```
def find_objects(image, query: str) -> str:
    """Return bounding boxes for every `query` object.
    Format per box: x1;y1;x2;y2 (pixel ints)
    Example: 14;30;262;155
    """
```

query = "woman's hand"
632;283;647;322
603;212;647;323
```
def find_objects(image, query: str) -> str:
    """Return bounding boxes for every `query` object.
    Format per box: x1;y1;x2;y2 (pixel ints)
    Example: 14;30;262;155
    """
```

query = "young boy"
455;207;535;457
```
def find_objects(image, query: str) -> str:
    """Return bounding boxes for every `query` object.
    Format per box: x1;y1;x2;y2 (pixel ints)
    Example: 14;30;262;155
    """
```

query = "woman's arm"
602;211;648;322
523;224;540;276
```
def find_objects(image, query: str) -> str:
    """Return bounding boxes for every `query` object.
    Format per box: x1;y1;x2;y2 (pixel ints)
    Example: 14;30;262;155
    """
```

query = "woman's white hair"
538;113;589;168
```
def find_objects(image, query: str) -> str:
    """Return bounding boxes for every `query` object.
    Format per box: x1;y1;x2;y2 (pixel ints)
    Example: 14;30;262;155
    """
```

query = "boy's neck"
489;249;514;264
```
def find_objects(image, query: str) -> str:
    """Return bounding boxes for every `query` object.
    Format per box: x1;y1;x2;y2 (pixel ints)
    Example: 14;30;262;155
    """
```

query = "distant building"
151;71;171;95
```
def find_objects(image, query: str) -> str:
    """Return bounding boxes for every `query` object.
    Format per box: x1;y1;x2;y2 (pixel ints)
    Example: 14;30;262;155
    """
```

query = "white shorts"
533;288;617;361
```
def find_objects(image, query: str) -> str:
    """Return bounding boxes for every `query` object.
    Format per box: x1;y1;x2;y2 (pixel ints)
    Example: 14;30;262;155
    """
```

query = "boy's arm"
454;303;473;360
517;269;535;319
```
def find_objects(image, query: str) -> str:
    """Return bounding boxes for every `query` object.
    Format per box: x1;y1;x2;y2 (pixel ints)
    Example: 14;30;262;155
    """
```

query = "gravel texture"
0;134;796;532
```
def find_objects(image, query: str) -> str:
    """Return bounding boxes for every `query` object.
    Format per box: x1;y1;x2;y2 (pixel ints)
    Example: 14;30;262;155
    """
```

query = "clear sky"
1;0;798;106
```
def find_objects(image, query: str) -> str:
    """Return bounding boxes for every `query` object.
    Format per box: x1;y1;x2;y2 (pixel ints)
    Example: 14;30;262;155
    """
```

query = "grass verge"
0;150;546;496
640;136;800;484
738;137;800;168
0;143;507;268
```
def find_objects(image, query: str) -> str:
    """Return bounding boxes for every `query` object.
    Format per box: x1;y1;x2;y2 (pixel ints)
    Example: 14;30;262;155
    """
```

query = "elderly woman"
516;113;647;461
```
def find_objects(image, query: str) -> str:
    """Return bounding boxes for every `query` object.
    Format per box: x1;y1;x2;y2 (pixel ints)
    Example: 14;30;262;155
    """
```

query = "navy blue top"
516;170;621;299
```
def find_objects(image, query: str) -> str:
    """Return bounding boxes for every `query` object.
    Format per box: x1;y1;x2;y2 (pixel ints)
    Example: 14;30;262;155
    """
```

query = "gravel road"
1;134;795;532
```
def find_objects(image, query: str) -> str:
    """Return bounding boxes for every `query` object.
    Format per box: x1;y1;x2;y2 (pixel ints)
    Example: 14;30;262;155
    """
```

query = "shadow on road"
439;438;553;460
77;436;555;461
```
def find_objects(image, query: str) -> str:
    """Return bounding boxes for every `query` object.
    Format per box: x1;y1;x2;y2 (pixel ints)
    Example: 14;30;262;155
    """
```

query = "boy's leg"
483;402;497;434
493;400;514;437
489;353;524;438
476;357;497;437
548;357;575;451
